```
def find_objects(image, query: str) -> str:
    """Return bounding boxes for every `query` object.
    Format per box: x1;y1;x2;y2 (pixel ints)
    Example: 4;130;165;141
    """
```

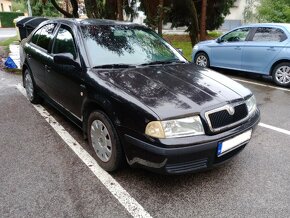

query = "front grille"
166;159;208;174
206;103;248;132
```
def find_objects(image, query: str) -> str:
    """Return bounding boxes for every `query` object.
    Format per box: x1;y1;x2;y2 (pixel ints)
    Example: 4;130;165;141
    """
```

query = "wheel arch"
81;98;119;139
270;59;290;75
22;63;29;87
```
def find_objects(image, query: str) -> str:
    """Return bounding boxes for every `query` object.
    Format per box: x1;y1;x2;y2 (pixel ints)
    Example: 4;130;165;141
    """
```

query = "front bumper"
122;109;260;174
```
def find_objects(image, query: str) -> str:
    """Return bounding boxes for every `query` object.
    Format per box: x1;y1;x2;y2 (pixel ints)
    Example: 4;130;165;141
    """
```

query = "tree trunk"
200;0;207;40
157;0;164;36
189;0;199;46
51;0;79;18
117;0;124;21
84;0;99;18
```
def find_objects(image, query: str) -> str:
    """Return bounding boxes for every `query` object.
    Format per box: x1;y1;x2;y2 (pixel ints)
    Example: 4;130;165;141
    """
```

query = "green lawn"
0;36;18;46
171;41;192;61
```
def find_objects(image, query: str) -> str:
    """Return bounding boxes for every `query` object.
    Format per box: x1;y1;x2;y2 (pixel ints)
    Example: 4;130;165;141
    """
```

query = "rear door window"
31;23;56;50
52;26;77;59
252;27;287;42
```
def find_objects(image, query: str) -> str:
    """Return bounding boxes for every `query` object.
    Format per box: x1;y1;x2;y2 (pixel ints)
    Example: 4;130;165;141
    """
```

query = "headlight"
145;116;205;139
193;45;199;50
245;95;257;115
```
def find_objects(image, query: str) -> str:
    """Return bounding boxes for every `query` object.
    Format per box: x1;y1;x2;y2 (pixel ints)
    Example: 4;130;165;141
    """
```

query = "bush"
0;12;24;27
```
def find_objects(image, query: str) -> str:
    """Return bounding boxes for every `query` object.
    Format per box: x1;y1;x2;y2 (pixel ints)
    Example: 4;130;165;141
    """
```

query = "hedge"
0;12;24;27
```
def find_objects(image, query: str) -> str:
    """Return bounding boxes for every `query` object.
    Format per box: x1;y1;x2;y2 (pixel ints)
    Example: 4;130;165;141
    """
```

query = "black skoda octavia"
20;19;260;174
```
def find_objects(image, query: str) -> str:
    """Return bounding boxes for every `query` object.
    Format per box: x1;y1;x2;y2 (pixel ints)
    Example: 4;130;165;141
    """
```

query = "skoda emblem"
227;105;235;115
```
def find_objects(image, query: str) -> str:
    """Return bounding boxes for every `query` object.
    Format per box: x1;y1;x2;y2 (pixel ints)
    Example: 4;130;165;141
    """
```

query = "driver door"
45;24;83;119
211;27;251;69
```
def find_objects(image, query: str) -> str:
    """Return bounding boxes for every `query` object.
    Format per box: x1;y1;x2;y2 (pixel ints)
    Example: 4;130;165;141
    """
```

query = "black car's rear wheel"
272;62;290;87
87;111;123;172
24;69;41;104
195;52;210;67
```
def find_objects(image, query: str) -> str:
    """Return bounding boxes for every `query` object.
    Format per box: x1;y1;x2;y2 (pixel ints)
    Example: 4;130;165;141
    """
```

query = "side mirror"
177;48;183;55
53;53;80;68
216;37;222;43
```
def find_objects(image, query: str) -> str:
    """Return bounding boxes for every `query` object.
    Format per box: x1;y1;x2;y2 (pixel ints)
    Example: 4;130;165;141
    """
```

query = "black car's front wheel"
88;111;123;172
194;52;210;67
24;69;41;104
272;62;290;87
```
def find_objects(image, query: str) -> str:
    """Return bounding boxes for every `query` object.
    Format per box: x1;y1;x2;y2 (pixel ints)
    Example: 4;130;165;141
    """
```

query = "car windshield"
81;25;187;67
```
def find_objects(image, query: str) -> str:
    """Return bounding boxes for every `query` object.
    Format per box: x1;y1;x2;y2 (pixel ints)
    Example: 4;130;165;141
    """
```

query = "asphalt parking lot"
0;69;289;217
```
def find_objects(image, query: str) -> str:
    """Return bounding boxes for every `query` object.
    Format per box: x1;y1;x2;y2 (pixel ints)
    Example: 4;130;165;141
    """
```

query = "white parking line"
259;123;290;136
232;78;290;92
16;84;152;218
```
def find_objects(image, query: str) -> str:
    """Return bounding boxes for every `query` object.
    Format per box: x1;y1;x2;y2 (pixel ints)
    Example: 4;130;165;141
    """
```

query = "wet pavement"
0;70;289;217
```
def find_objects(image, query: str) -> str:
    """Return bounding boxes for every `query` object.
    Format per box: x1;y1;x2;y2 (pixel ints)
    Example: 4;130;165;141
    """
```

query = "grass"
170;41;192;61
207;30;222;38
0;36;18;46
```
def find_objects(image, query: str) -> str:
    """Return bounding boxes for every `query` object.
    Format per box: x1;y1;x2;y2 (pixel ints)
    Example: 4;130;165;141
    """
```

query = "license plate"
217;129;252;157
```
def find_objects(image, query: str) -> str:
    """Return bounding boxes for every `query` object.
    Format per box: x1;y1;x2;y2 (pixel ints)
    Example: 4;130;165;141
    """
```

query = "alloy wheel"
275;66;290;85
196;55;208;67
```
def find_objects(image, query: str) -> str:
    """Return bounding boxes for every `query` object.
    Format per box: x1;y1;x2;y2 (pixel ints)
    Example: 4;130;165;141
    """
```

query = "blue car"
192;23;290;87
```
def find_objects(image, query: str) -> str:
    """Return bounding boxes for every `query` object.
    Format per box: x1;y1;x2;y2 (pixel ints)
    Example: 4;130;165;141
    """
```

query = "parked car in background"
20;19;260;174
192;23;290;87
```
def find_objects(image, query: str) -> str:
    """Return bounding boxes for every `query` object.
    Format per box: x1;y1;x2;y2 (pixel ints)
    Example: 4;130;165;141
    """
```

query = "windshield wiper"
93;64;136;69
140;59;187;66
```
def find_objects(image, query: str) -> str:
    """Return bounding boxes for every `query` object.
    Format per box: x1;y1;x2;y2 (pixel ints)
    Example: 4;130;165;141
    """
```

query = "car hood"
198;39;216;45
92;63;251;120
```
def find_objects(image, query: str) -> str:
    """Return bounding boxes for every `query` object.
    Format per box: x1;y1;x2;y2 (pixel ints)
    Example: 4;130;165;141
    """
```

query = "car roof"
240;23;290;29
46;18;143;27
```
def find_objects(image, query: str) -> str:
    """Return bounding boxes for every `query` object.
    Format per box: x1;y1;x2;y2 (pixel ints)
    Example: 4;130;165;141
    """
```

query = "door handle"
45;65;51;72
234;46;241;50
267;47;276;51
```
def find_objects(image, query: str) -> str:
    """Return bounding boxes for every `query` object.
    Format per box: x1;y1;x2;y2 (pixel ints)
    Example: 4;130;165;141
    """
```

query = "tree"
200;0;207;40
167;0;235;46
257;0;290;23
84;0;102;18
32;0;61;17
50;0;79;18
243;0;258;23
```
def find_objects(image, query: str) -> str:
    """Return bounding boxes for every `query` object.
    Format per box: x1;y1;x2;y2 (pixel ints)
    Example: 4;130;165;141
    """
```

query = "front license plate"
217;129;252;157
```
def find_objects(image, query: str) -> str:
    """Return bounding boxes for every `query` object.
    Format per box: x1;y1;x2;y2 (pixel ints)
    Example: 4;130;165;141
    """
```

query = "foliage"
202;0;235;30
0;12;24;27
207;30;222;38
32;0;60;17
12;1;26;13
11;0;60;17
257;0;290;23
243;0;260;23
165;0;235;46
0;36;18;46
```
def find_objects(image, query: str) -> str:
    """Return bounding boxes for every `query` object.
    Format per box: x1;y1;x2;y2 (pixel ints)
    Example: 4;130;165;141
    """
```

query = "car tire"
195;52;210;67
87;110;123;172
272;62;290;87
23;69;42;104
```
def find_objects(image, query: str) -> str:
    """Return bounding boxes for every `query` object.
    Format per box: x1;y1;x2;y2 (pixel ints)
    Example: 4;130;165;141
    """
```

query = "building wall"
220;0;247;31
226;0;247;20
0;0;12;12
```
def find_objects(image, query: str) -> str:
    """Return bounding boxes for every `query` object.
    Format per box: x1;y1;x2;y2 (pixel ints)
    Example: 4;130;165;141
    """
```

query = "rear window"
252;27;287;42
31;23;56;50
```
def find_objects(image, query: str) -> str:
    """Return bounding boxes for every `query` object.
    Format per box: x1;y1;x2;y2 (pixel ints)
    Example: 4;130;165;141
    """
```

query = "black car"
20;19;260;174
